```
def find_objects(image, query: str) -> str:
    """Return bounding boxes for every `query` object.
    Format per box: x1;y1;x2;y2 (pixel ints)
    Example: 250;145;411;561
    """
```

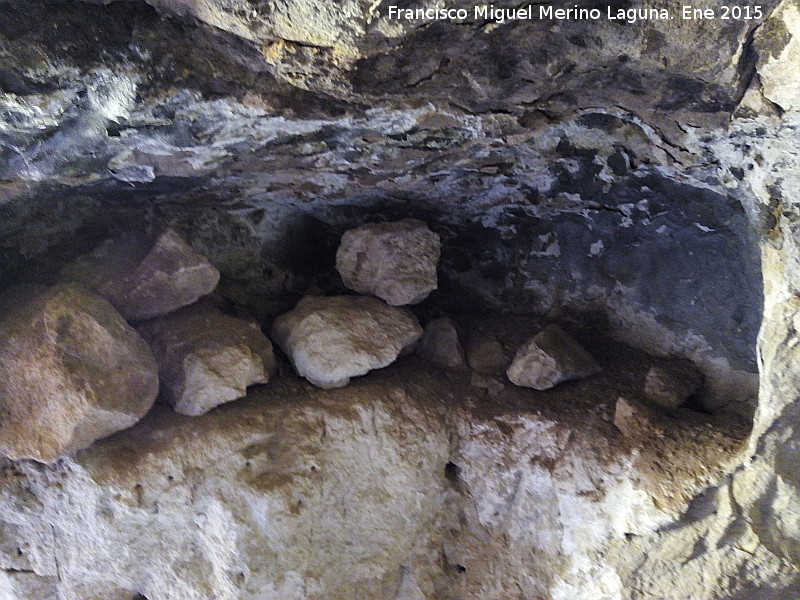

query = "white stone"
506;324;601;390
757;3;800;112
613;396;665;440
335;219;441;306
137;305;277;416
270;295;422;388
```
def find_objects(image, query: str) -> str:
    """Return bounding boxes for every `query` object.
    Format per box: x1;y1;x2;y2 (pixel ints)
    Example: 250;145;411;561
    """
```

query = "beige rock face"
757;2;800;113
614;396;665;439
0;284;49;319
0;284;159;462
60;228;220;321
643;360;704;409
137;305;277;416
507;324;601;390
416;317;465;368
335;219;441;306
271;295;422;388
0;355;758;600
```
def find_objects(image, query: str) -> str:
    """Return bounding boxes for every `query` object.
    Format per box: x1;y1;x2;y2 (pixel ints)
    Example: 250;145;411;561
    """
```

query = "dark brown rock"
416;317;465;368
644;360;705;409
271;295;422;388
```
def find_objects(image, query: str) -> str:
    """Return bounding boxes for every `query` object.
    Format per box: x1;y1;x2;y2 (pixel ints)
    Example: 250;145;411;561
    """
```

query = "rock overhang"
1;0;800;598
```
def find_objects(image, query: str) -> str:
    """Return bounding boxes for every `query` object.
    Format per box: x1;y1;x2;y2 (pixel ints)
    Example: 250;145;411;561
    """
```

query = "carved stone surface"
0;357;758;600
0;0;799;596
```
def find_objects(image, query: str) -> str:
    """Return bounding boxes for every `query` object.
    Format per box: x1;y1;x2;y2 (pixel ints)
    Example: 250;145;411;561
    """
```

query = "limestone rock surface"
0;284;158;462
756;2;800;112
335;219;441;306
416;317;465;368
506;324;601;390
60;229;220;321
0;0;798;597
614;396;666;440
0;357;759;600
643;360;704;409
270;295;422;388
137;305;277;416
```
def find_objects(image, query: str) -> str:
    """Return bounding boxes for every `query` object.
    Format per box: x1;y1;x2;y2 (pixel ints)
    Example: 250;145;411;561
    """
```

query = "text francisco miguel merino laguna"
386;4;764;24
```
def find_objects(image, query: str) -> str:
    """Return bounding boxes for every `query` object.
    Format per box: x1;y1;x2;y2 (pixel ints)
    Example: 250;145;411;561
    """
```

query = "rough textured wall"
0;0;799;598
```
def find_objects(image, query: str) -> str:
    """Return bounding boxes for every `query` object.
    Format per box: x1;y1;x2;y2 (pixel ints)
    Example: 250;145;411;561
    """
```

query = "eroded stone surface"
271;295;422;388
0;0;797;596
644;360;704;410
0;284;48;318
507;324;602;390
137;305;276;416
0;348;756;600
416;317;465;368
60;229;220;321
0;284;158;462
757;2;800;112
336;219;441;306
614;396;665;440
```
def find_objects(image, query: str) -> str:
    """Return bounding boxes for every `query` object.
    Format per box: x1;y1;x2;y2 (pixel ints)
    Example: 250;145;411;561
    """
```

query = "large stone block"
60;228;220;321
756;3;800;112
335;219;441;306
138;305;276;416
0;284;159;462
271;295;422;388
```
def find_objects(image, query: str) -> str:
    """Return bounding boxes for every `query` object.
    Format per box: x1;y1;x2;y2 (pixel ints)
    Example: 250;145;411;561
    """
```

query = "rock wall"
1;0;800;598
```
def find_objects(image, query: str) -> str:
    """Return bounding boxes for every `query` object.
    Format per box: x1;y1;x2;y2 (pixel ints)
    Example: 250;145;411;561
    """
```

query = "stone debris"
335;219;441;306
466;339;506;375
506;324;601;390
643;360;704;410
614;396;666;440
0;284;159;462
137;305;277;416
271;295;422;388
60;228;220;321
470;372;505;398
416;317;465;368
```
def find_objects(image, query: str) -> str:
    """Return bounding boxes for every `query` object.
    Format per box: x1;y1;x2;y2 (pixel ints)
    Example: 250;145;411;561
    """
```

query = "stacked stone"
0;218;705;464
0;228;276;462
272;219;441;388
